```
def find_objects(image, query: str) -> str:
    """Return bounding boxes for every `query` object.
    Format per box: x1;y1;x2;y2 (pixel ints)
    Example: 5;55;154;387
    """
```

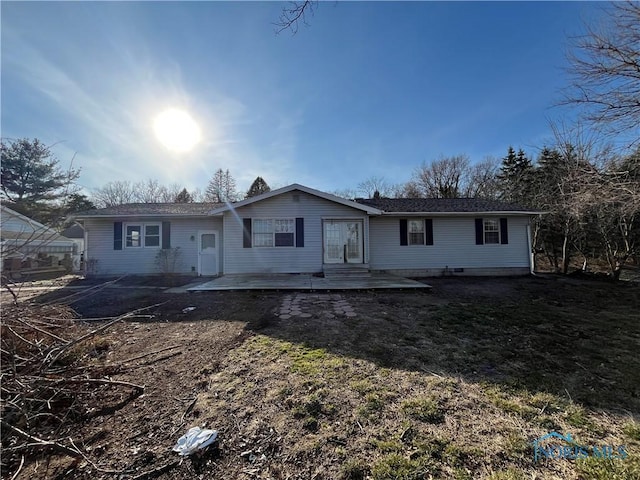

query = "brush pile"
1;302;144;477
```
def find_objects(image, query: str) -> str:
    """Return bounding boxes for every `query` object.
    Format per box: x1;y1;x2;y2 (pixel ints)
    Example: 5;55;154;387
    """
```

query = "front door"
198;230;218;276
323;220;363;264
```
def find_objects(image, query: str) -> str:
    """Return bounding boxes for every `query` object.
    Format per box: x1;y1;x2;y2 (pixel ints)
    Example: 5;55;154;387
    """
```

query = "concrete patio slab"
184;273;431;292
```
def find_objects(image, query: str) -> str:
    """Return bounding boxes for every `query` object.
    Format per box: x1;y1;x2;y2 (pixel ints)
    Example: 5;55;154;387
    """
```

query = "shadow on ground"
250;276;640;414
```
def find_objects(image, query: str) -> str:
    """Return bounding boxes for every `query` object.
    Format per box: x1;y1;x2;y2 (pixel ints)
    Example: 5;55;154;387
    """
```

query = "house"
74;183;539;277
61;223;86;272
1;205;77;276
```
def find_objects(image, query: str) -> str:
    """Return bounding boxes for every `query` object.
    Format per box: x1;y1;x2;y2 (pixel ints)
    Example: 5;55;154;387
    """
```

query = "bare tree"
92;180;193;207
357;176;394;198
274;1;317;34
465;157;500;199
159;183;183;203
332;188;358;200
205;169;237;203
134;179;163;203
189;187;206;203
570;153;640;278
91;181;136;207
564;1;640;145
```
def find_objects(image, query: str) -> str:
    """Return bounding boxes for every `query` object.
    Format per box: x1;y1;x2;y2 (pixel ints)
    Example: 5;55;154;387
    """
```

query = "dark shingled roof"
61;223;85;238
74;202;224;217
354;197;534;213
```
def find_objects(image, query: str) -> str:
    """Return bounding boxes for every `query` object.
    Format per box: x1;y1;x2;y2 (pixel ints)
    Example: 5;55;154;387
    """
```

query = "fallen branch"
9;454;24;480
45;275;127;306
12;317;69;343
74;314;155;323
1;421;82;458
46;377;145;392
131;460;180;480
46;302;167;366
138;351;183;366
181;397;197;422
120;345;181;364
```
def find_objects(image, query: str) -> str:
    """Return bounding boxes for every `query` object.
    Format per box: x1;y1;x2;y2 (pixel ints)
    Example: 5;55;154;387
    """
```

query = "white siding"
369;215;531;273
84;217;223;275
223;191;369;274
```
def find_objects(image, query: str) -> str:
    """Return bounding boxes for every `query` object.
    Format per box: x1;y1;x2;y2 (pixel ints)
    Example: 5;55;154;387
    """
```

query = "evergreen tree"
497;147;533;204
245;177;271;198
1;138;80;223
174;188;193;203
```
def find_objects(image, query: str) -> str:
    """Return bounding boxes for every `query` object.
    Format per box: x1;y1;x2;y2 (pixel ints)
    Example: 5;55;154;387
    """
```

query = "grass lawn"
198;276;639;479
4;275;638;479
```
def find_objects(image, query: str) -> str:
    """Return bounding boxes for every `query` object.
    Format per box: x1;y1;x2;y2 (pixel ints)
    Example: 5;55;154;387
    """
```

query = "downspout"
527;218;534;275
81;220;88;277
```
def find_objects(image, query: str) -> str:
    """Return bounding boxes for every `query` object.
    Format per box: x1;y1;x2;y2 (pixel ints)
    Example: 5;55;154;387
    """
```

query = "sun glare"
153;108;201;152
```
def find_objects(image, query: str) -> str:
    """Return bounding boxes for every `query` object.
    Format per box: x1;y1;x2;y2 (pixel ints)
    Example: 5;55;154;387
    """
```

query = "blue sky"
1;1;605;196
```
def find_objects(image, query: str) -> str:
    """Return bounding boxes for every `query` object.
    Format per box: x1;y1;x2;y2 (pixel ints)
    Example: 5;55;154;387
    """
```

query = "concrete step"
323;267;372;279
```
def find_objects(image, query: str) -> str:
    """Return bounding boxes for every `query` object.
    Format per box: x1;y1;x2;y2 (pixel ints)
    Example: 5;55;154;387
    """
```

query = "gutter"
377;211;542;217
73;213;224;219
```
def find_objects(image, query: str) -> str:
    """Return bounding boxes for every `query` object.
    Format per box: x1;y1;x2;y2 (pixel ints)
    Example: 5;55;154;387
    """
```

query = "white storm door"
344;221;363;264
323;221;344;264
198;230;218;276
323;220;364;264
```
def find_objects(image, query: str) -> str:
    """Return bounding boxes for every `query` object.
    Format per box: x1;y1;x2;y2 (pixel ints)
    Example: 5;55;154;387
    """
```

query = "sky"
1;1;608;196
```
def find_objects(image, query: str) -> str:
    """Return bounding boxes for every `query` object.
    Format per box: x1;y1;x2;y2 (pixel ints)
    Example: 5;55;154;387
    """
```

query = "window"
275;219;294;246
145;225;160;247
484;219;500;244
253;218;295;247
408;220;425;245
125;223;161;248
126;225;141;247
253;219;274;247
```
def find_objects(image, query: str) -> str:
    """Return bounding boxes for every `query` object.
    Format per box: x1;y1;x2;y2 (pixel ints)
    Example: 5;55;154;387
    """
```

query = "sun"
153;108;201;152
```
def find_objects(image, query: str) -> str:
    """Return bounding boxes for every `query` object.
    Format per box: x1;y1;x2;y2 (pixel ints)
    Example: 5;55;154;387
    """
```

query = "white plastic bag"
172;426;218;456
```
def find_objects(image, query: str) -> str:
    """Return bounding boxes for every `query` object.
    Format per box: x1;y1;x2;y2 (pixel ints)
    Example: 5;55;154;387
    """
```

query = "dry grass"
2;276;638;479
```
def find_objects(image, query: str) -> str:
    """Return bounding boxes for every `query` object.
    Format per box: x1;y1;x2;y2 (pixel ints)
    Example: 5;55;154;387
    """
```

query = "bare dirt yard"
1;275;639;479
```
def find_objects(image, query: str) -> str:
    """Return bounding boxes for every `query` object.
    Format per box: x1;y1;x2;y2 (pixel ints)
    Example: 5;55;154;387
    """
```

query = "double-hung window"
253;219;274;247
274;219;295;246
253;218;295;247
125;223;161;248
408;220;425;245
483;219;500;244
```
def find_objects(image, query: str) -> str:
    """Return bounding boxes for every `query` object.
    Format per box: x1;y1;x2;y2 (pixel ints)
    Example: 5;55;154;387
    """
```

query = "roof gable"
209;184;382;215
1;205;72;243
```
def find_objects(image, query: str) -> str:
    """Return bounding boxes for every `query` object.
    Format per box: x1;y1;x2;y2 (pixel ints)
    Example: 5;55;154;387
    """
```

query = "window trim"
252;218;296;248
483;218;500;245
124;222;162;249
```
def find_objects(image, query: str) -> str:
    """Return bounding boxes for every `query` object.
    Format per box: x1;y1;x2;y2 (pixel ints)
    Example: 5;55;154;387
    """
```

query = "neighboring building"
74;183;540;277
1;205;76;277
61;223;86;272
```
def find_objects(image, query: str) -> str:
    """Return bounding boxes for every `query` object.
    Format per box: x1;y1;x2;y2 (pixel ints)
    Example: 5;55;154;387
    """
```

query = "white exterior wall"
84;217;223;275
223;191;369;274
369;215;531;275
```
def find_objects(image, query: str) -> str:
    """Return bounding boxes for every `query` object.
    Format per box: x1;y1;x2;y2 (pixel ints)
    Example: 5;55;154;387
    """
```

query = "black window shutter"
425;219;434;245
500;218;509;244
243;218;252;248
114;222;123;250
475;218;484;245
162;221;171;249
295;218;304;247
400;219;408;246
